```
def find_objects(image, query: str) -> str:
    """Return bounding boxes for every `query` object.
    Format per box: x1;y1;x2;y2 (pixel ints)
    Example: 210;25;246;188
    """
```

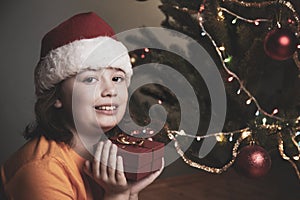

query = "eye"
83;77;98;84
112;76;125;83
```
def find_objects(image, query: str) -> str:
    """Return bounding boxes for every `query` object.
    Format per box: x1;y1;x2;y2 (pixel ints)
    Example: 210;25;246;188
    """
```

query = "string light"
278;134;300;179
217;9;225;21
168;132;246;174
199;16;204;23
262;118;267;125
272;108;279;115
218;7;270;25
216;133;225;142
167;117;300;176
232;18;237;24
277;21;282;28
246;98;252;105
144;48;150;53
168;128;250;140
219;46;226;51
130;57;136;63
195;3;287;121
255;110;260;116
293;156;299;161
224;56;232;63
222;0;300;31
228;76;234;82
170;0;300;179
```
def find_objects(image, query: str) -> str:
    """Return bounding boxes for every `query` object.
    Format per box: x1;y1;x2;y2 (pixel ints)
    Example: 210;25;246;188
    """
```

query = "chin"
100;126;116;133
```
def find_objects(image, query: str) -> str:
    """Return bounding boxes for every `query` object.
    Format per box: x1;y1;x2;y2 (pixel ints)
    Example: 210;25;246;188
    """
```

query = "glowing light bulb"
272;108;279;115
277;22;281;28
196;137;201;141
144;48;150;53
262;118;267;125
246;98;252;105
293;156;299;161
199;17;204;23
228;77;234;82
201;32;206;36
232;18;237;24
255;110;260;116
130;57;136;63
216;134;225;142
200;4;205;12
217;9;225;21
219;46;225;51
242;131;251;139
224;56;232;63
158;99;163;104
237;89;241;95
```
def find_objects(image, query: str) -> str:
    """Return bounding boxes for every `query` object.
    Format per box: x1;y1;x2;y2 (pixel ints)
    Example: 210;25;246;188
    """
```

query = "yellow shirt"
0;136;103;200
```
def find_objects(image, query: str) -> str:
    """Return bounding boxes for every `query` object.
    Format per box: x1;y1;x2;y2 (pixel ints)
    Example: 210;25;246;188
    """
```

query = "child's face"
58;68;128;134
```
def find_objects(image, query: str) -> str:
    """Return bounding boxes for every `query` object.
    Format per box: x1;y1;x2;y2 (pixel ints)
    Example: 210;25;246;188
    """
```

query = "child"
0;12;163;200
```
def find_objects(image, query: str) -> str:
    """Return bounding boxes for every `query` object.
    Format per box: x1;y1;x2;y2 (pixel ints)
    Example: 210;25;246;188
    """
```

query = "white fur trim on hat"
35;36;132;95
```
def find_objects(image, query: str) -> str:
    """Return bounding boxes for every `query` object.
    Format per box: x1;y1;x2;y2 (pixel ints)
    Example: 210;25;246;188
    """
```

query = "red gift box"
110;134;164;181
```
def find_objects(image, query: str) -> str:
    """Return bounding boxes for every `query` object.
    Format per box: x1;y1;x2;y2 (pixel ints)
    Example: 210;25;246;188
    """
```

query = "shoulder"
1;157;75;199
1;136;79;199
1;136;74;184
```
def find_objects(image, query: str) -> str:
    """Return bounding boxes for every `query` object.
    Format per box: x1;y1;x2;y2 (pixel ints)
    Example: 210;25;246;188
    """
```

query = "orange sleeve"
4;157;76;200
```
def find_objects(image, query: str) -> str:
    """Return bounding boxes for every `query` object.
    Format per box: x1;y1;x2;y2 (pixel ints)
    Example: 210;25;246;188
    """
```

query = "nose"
101;79;117;97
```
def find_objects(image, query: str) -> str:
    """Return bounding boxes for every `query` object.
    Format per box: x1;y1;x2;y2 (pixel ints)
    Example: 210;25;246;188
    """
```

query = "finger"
145;157;164;182
93;141;104;178
107;144;117;178
116;156;127;185
100;140;112;180
83;160;92;177
131;157;164;192
158;157;165;172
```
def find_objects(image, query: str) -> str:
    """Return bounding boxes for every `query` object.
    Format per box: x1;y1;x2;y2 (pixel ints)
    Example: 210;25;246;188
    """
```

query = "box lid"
110;134;164;168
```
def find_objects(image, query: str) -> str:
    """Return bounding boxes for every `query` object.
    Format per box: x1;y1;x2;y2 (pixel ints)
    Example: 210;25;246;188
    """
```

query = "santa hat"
34;12;133;96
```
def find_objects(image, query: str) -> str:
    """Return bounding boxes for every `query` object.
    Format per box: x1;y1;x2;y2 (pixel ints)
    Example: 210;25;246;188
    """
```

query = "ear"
54;99;63;108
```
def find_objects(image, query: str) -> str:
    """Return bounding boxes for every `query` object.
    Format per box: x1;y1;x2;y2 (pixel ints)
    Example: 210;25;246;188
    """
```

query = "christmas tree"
129;0;300;182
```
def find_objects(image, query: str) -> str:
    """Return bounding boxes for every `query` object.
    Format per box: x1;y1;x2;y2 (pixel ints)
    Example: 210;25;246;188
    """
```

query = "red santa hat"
34;12;132;96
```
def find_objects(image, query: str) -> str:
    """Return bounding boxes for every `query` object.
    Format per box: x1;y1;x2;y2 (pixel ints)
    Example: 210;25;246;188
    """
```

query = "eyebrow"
77;67;125;75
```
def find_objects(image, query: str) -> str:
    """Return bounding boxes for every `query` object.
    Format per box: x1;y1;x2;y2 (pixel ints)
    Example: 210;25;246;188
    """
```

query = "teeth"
96;106;117;111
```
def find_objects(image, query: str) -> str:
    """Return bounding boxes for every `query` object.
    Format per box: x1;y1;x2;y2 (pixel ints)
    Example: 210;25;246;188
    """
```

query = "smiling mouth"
95;105;117;111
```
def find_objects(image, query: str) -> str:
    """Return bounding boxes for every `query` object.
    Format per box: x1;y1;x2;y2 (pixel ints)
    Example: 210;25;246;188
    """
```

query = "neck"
71;133;95;161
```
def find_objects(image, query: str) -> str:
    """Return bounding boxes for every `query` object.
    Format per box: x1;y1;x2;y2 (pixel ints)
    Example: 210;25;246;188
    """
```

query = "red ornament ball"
264;28;298;61
235;145;271;178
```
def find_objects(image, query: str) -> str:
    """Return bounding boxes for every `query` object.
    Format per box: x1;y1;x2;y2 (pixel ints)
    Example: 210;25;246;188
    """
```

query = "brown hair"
23;84;73;145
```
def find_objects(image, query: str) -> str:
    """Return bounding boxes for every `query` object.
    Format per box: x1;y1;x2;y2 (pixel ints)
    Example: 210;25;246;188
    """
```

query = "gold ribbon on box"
117;133;145;146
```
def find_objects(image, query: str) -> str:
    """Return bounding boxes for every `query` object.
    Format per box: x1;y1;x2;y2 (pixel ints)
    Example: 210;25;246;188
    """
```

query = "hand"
83;140;129;199
128;158;164;200
83;140;164;200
